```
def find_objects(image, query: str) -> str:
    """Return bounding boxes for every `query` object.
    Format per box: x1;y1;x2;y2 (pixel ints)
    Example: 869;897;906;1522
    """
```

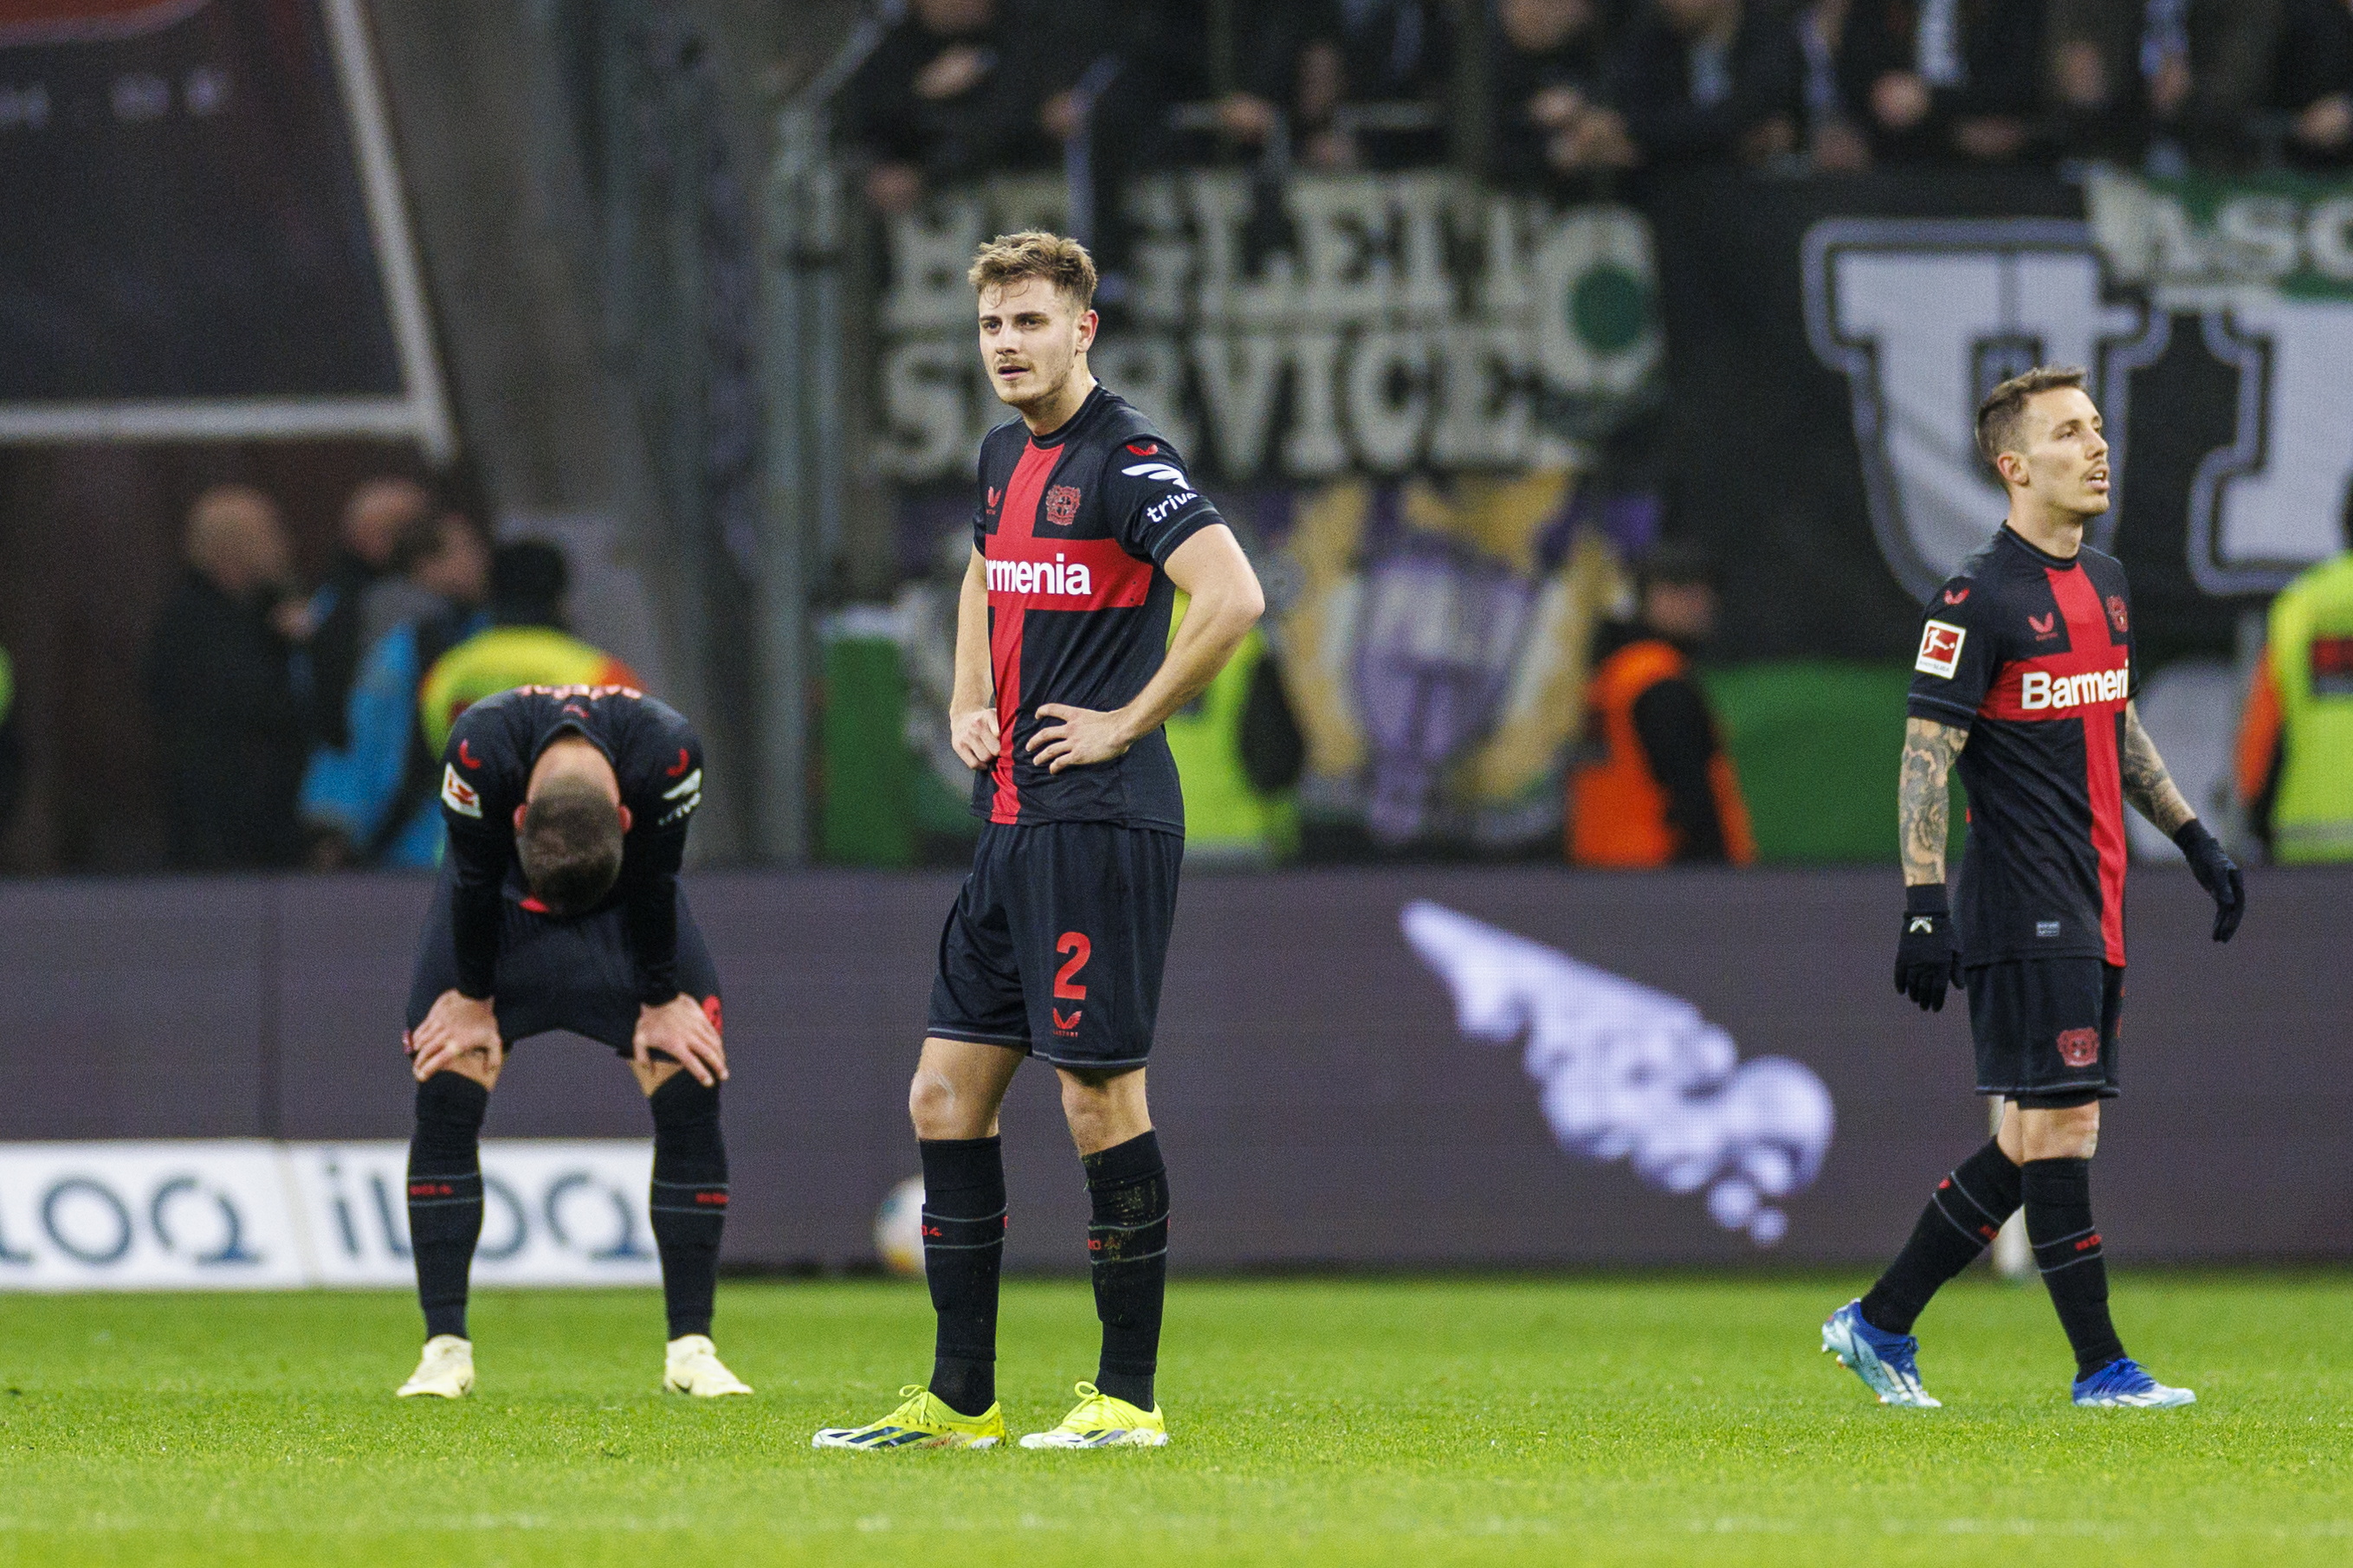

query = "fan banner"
1643;165;2353;663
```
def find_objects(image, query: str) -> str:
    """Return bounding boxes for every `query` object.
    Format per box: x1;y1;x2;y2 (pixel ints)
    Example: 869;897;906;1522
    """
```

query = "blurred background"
0;0;2348;1282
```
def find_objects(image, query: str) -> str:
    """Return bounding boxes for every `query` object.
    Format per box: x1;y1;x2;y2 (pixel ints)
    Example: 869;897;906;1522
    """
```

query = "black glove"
1894;883;1962;1012
2173;819;2244;942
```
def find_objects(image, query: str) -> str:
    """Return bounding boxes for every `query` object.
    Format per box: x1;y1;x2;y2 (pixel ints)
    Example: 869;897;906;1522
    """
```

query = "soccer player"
1822;366;2244;1410
395;683;748;1401
812;233;1264;1451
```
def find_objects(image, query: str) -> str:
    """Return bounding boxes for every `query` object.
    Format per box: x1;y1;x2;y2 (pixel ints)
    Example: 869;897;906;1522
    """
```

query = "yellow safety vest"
419;626;643;757
1163;597;1298;864
2266;552;2353;863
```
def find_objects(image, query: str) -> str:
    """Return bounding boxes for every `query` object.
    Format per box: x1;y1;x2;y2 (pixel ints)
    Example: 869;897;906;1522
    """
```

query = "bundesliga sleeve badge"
1915;620;1966;680
441;763;483;818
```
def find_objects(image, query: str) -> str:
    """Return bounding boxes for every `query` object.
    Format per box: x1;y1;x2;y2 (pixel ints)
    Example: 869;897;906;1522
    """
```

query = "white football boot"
397;1335;475;1398
664;1334;753;1397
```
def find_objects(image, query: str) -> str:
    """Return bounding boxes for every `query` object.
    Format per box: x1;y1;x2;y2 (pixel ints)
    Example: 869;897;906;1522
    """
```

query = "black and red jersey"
970;384;1223;832
1908;526;2137;966
437;684;703;1003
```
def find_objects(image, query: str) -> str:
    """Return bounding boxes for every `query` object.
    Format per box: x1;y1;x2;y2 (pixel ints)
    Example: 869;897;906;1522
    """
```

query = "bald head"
342;477;431;570
185;486;291;598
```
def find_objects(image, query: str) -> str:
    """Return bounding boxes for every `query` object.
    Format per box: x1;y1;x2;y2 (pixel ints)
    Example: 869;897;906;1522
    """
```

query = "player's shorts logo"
1915;620;1966;679
1044;485;1082;527
2056;1027;2102;1068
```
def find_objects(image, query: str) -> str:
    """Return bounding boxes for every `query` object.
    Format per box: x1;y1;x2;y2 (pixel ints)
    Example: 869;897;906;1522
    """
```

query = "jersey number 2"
1054;932;1091;999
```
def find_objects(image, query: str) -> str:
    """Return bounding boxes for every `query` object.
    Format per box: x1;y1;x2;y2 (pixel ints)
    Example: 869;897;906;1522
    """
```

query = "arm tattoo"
1899;717;1966;887
2121;701;2195;836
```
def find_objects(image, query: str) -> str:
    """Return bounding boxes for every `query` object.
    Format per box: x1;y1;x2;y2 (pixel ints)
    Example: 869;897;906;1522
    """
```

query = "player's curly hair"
517;776;624;916
1976;365;2090;474
967;230;1097;312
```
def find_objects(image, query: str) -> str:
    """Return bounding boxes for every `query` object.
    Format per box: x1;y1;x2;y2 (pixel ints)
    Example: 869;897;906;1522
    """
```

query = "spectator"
2046;1;2288;171
307;475;431;750
1837;0;2044;166
0;642;19;840
1797;0;1873;169
145;486;310;870
1568;541;1756;868
1297;0;1457;169
1490;0;1639;188
1094;0;1333;164
840;0;1061;215
418;542;643;759
301;511;491;869
1612;0;1806;169
2274;0;2353;167
2234;547;2353;863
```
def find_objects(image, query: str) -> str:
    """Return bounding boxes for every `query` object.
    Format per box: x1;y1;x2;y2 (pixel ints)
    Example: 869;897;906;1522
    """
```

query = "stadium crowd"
836;0;2353;208
134;477;635;874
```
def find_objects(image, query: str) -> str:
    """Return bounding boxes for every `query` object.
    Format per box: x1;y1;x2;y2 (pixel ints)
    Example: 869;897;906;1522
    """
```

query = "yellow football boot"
811;1385;1006;1450
1018;1382;1168;1449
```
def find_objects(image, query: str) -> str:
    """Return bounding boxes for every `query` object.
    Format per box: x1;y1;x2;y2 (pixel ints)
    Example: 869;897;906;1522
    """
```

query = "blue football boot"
1821;1299;1941;1408
2071;1358;2195;1408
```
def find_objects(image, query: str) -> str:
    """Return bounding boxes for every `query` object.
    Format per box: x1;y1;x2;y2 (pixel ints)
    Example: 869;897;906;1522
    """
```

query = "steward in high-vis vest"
1569;544;1755;868
420;541;643;758
2236;551;2353;863
1162;591;1303;865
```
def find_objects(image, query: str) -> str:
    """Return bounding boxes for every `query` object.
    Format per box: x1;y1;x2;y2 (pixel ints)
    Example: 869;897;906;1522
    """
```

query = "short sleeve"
1107;438;1222;564
437;704;516;854
1905;578;1994;726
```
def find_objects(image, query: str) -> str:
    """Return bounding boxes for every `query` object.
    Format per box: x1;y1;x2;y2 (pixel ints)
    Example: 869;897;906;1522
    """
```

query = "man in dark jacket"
840;0;1077;213
307;475;431;750
146;486;310;870
1613;0;1806;167
1490;0;1637;190
1839;0;2044;165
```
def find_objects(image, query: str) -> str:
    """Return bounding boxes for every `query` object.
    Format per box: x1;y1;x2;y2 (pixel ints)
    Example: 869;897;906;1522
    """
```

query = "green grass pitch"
3;1274;2349;1566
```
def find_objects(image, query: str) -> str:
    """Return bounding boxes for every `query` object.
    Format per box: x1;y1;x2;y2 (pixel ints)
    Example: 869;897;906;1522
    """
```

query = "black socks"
411;1070;733;1345
1860;1138;2022;1335
1084;1131;1170;1412
2023;1157;2125;1379
921;1136;1007;1417
407;1073;488;1339
649;1073;728;1340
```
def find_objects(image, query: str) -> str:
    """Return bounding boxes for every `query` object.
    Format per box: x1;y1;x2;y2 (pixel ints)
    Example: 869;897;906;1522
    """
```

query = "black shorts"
926;821;1183;1071
1965;958;2122;1106
407;865;722;1055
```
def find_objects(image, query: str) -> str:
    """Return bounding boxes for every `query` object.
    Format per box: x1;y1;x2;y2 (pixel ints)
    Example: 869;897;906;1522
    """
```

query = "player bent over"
813;233;1262;1450
1823;367;2243;1410
396;684;748;1400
